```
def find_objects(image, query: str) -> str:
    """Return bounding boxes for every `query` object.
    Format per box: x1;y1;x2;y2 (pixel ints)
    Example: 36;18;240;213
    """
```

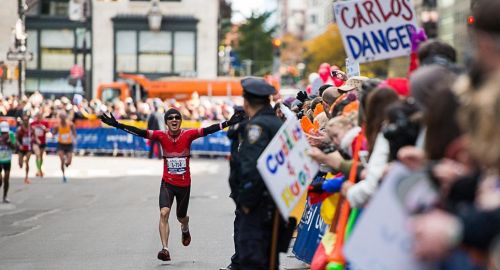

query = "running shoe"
182;229;191;246
63;176;67;183
157;249;171;261
3;198;10;204
24;178;31;184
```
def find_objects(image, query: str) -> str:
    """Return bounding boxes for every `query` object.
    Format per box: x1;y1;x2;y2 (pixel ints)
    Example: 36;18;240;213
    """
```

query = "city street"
0;155;307;270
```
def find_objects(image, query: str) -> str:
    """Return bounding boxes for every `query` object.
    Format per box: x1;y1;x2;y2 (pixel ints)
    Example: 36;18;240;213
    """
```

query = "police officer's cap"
241;77;276;98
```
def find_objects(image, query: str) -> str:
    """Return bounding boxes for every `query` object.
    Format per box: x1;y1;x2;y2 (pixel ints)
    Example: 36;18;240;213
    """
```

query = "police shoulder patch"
247;124;263;144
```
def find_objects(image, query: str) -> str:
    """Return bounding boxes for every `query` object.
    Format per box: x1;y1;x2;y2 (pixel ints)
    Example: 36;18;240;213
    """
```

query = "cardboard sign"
344;163;438;270
257;118;319;219
334;0;418;63
346;58;360;77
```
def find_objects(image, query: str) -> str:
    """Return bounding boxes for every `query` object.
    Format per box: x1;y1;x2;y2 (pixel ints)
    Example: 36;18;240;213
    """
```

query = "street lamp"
148;0;162;31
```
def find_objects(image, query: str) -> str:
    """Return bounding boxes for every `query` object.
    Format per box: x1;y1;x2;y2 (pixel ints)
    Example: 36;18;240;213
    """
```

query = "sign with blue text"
334;0;418;63
257;118;319;219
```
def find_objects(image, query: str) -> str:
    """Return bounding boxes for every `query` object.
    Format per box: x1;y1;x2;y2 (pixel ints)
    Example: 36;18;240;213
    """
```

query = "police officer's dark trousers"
238;206;279;270
230;208;241;269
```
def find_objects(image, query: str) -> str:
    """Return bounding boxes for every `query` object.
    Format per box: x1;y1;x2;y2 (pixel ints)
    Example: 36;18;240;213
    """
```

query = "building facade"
278;0;306;39
437;0;472;63
304;0;333;40
0;0;218;97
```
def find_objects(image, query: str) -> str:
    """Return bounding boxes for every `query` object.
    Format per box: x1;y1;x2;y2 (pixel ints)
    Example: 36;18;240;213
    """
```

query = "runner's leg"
159;182;175;250
18;152;24;168
24;153;31;184
176;186;191;246
58;150;66;182
0;166;4;200
39;147;45;177
3;167;10;202
65;151;72;167
33;144;41;176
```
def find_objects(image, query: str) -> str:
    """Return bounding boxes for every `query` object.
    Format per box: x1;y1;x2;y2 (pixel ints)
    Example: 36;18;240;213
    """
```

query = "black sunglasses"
167;115;181;120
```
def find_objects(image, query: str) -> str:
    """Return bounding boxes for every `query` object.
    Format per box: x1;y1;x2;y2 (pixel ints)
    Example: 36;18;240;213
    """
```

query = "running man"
53;112;76;183
16;114;32;184
100;108;244;261
30;112;49;177
0;121;16;203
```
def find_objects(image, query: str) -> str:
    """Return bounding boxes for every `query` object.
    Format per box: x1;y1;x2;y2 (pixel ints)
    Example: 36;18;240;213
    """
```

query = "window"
174;32;195;73
40;29;75;70
27;30;38;69
139;31;172;73
41;0;70;16
116;31;137;72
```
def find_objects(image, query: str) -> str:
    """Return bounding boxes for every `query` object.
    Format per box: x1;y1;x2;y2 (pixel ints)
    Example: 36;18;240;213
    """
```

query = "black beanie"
164;108;181;121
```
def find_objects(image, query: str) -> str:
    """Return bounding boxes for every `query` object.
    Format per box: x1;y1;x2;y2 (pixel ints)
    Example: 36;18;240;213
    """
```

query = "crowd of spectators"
0;91;239;123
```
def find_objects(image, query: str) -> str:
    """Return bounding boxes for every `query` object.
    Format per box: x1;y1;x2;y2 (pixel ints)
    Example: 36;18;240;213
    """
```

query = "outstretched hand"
99;113;119;127
227;110;246;126
296;90;308;103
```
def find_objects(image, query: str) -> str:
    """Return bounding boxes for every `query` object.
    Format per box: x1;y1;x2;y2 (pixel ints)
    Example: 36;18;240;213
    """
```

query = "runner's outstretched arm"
202;111;246;136
100;113;147;138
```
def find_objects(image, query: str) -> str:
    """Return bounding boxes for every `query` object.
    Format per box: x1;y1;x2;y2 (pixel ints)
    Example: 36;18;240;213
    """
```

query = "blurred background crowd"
0;92;238;123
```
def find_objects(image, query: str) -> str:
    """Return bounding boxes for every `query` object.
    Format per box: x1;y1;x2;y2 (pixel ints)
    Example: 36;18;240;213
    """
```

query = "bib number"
22;136;31;146
167;157;187;175
35;128;44;136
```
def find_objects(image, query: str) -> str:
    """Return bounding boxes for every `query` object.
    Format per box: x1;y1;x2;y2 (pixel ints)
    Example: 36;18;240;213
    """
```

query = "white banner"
334;0;418;63
257;118;319;219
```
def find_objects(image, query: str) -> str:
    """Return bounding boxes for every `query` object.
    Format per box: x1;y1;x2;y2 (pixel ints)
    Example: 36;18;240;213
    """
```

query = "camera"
382;100;421;161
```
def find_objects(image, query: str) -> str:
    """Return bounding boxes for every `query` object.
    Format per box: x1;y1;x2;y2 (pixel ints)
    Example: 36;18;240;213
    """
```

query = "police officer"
237;77;284;270
222;106;247;270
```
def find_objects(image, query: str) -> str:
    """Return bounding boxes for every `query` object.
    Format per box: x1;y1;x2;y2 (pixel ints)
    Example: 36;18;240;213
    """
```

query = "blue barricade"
292;176;329;264
45;128;231;155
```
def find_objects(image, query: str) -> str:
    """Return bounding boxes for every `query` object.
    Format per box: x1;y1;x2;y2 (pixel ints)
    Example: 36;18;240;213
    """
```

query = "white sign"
6;51;33;61
346;58;360;77
344;163;438;270
257;118;319;219
334;0;418;63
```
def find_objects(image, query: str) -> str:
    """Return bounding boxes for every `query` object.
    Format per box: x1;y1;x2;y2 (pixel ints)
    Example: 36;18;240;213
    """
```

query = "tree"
303;24;388;78
236;12;276;76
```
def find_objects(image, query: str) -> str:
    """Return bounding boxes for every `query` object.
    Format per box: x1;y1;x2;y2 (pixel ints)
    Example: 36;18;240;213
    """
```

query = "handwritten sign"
334;0;418;63
257;118;319;219
344;163;437;270
346;58;360;77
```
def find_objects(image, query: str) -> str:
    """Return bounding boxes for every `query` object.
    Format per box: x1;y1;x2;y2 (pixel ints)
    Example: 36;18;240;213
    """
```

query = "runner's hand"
100;113;119;127
227;110;245;126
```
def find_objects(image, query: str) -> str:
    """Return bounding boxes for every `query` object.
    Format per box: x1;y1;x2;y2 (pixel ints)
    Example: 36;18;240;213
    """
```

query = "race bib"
22;136;31;146
60;134;70;141
35;128;44;136
0;145;11;160
167;157;187;175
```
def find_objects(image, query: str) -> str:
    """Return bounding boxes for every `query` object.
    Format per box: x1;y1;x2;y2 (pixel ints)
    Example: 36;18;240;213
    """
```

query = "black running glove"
100;113;120;128
227;110;246;126
100;113;147;138
296;90;308;103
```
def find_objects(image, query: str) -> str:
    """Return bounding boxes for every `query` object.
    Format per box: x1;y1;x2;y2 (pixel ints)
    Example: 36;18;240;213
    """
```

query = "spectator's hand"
227;110;245;126
432;159;466;196
398;146;425;171
306;131;329;147
411;210;462;261
100;113;119;127
308;147;327;163
296;90;308;103
341;181;353;196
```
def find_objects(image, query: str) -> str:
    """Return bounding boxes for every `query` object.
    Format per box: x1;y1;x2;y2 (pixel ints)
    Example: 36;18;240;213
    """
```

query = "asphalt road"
0;155;307;270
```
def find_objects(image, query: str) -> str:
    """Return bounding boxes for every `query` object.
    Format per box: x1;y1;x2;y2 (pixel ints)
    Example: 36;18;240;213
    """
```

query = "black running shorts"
57;143;73;154
159;181;191;218
0;162;11;172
